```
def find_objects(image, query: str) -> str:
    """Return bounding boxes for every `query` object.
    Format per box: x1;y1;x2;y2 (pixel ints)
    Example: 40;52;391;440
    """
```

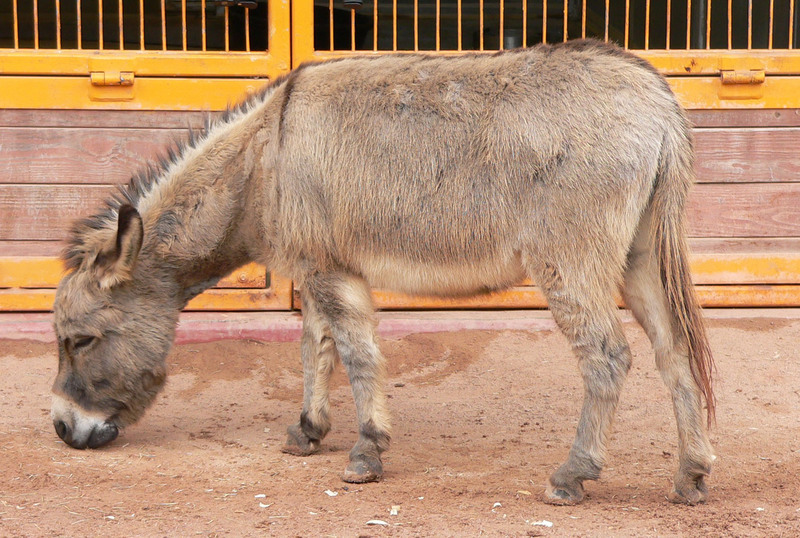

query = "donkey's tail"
651;116;716;426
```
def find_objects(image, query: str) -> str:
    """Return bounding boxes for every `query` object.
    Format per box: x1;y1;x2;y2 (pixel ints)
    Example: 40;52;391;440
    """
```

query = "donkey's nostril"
54;420;69;442
87;423;119;449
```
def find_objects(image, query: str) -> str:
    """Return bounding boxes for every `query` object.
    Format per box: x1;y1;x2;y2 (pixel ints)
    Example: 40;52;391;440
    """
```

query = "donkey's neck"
135;105;266;303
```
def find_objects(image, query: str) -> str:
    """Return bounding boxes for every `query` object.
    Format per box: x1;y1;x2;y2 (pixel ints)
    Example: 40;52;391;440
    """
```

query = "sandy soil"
2;315;800;537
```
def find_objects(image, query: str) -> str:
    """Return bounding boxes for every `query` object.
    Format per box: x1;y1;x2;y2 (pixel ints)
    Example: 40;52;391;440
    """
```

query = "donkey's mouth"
54;418;119;449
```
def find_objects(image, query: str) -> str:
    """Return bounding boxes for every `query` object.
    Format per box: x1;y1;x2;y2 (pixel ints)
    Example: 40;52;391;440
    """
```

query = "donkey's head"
52;205;178;449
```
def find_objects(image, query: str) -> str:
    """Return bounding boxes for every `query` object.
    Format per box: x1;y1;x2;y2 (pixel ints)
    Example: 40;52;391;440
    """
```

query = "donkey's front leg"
303;272;391;483
282;293;337;456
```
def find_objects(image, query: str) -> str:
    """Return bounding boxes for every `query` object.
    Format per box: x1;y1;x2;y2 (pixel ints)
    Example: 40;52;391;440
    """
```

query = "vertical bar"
351;9;356;51
56;0;62;49
564;0;568;42
436;0;441;50
458;0;462;51
604;0;609;41
686;0;691;49
141;0;145;50
582;0;586;38
119;0;124;50
98;0;103;50
499;0;504;49
182;0;187;51
329;0;334;50
624;0;629;48
414;0;418;51
225;6;230;52
161;0;167;51
481;0;485;49
543;0;547;44
202;0;207;51
747;0;752;49
728;0;732;49
520;0;525;47
645;0;650;49
666;0;671;49
33;0;39;49
374;0;378;50
12;0;19;49
769;0;773;49
791;0;796;49
393;0;397;50
707;0;711;49
245;6;251;51
78;0;82;49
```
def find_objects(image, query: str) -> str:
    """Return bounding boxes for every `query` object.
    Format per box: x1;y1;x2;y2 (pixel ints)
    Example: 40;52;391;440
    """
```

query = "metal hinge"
720;69;766;85
89;71;135;86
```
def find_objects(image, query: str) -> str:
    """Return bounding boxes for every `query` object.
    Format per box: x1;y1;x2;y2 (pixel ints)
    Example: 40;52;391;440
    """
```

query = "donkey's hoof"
543;479;585;505
281;423;320;456
668;475;708;505
342;454;383;483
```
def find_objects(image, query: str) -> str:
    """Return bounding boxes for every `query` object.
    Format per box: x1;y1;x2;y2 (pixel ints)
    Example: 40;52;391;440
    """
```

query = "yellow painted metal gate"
2;0;800;311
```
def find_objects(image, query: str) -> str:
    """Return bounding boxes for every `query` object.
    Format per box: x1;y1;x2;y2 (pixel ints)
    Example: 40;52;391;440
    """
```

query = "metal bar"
481;0;485;49
582;0;586;38
414;0;418;51
224;6;229;52
499;0;503;49
98;0;103;50
748;0;752;49
645;0;650;49
12;0;18;49
666;0;671;49
707;0;711;49
605;0;609;41
436;0;440;50
56;0;62;49
520;0;524;47
182;0;187;51
77;0;82;49
686;0;691;49
202;0;207;51
329;0;334;50
245;7;250;51
161;0;167;51
791;0;796;49
351;8;355;51
393;0;397;51
119;0;124;50
542;0;547;43
728;0;732;49
564;0;568;42
374;0;379;50
141;0;145;50
33;0;38;49
458;0;462;51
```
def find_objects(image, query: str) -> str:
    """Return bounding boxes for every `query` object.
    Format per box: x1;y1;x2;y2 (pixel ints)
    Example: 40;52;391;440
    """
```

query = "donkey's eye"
72;336;97;351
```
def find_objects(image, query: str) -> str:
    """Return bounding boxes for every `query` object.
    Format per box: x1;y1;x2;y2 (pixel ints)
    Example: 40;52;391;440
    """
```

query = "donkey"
51;39;714;505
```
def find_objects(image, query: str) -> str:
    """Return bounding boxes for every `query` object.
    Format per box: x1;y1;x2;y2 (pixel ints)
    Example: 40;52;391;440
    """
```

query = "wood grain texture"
0;127;196;185
0;109;207;129
688;109;800;128
687;183;800;238
693;128;800;183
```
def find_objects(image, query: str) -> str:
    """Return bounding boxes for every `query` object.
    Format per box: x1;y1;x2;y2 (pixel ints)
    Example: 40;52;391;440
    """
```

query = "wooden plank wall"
1;108;800;310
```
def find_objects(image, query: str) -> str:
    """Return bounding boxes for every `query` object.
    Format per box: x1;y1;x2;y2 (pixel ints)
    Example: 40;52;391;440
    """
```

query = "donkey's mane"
62;77;289;272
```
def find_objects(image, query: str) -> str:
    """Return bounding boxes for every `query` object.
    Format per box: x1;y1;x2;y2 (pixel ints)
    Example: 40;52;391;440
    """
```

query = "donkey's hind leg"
535;263;633;505
300;272;391;483
622;211;714;505
282;292;337;456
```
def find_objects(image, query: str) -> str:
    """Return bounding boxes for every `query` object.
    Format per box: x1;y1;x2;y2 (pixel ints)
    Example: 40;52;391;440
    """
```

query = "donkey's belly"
356;252;526;298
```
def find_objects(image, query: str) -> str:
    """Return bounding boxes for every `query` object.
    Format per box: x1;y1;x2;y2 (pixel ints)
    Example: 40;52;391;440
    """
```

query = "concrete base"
2;309;799;344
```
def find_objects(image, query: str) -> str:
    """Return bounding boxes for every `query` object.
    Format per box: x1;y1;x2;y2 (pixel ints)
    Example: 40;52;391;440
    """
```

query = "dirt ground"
2;313;800;537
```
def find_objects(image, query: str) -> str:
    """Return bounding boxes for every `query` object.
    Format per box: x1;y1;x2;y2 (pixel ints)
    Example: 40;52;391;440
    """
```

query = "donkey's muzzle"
54;418;119;449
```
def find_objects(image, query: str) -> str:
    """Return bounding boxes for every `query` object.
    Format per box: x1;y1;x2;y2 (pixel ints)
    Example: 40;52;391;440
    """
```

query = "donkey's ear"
94;205;144;289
